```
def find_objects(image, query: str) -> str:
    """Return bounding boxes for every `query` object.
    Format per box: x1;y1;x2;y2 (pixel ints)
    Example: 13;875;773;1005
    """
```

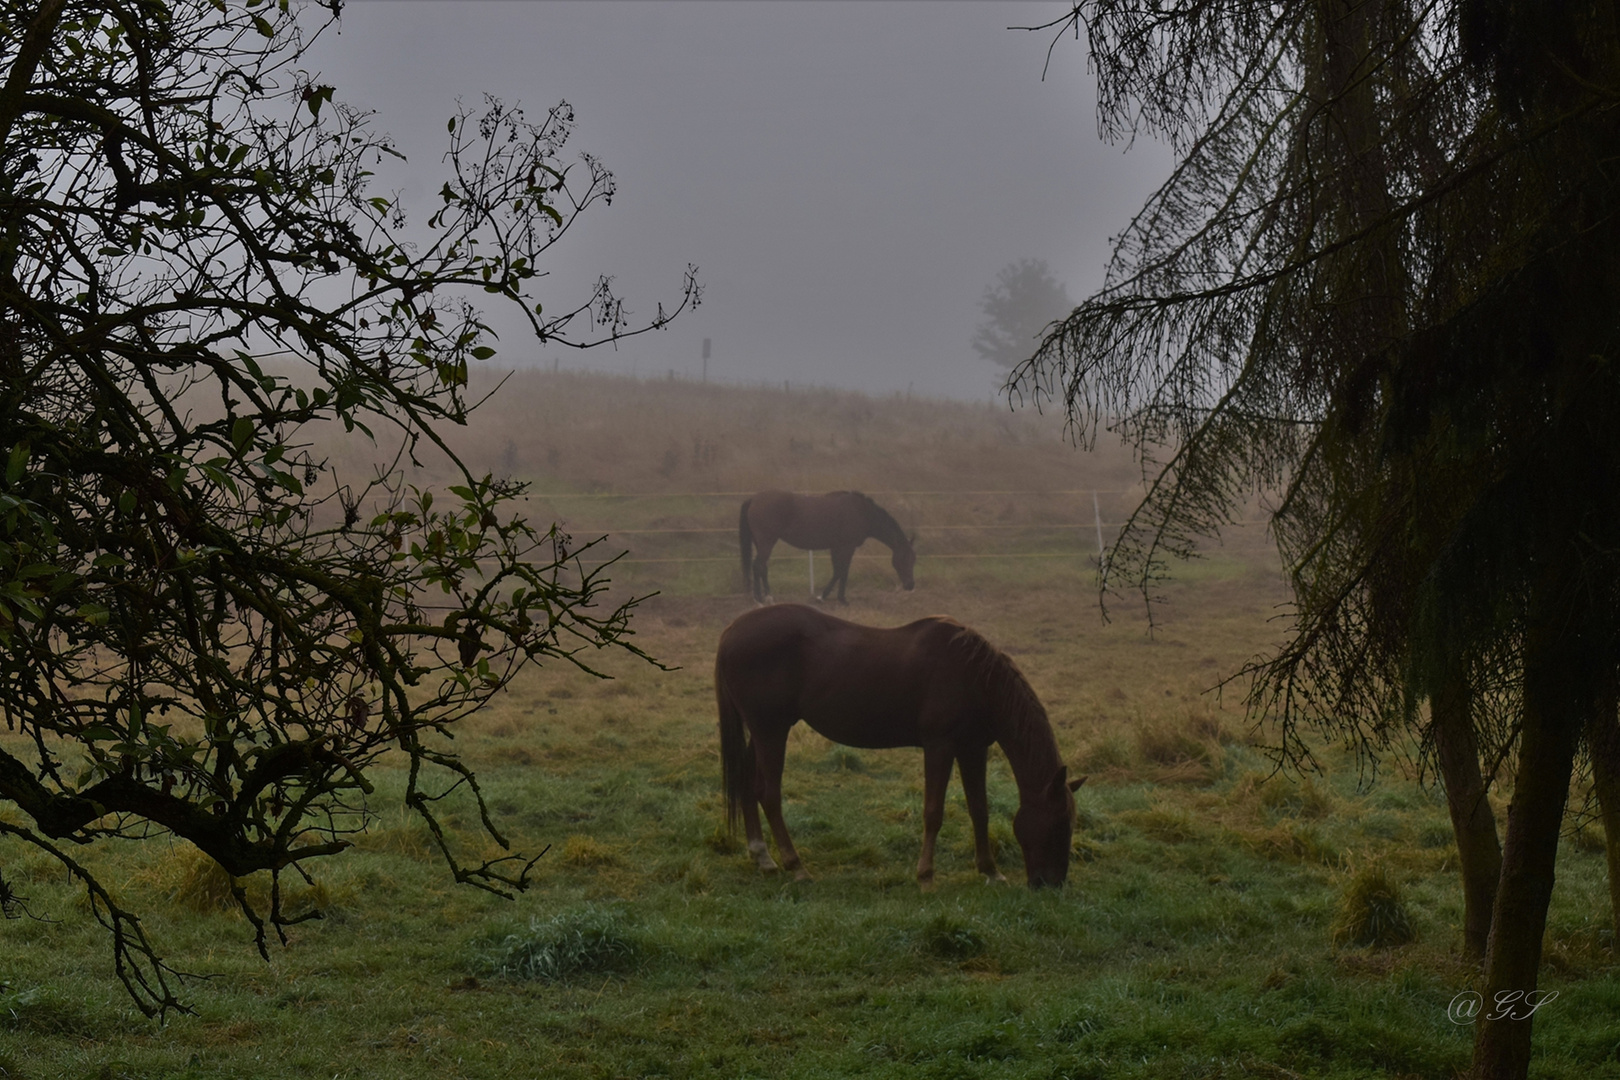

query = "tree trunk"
1585;706;1620;946
1471;626;1583;1080
1433;671;1503;959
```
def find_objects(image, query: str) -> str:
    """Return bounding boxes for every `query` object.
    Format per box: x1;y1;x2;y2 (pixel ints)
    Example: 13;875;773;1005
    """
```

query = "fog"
306;1;1172;402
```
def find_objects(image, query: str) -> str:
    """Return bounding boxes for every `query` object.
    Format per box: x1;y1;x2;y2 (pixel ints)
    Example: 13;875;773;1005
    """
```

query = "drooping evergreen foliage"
1013;3;1618;1076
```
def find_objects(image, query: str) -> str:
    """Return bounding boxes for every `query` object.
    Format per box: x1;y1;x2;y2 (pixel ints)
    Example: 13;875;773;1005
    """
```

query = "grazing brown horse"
715;604;1084;888
739;490;915;604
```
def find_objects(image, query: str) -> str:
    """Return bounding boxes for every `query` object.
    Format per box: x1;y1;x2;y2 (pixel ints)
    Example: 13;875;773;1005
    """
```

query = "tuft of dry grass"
129;845;337;917
1126;805;1204;844
704;824;740;855
1331;864;1416;948
1254;774;1334;819
1076;735;1133;774
1134;718;1223;784
1184;706;1243;746
150;846;240;913
562;834;621;867
353;813;442;861
1570;820;1608;854
1241;822;1344;868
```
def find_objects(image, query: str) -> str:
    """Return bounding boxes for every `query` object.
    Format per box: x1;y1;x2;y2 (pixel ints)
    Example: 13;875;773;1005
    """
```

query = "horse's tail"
717;677;752;832
739;499;754;586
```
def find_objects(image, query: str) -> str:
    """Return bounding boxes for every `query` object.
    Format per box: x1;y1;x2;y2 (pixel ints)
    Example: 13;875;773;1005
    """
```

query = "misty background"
307;1;1172;402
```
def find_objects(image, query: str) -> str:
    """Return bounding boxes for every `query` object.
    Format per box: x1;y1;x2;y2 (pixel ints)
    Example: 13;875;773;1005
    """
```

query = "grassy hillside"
324;367;1268;599
3;371;1616;1080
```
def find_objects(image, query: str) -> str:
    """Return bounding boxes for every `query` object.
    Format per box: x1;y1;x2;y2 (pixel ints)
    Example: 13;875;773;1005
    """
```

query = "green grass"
6;662;1617;1079
4;373;1618;1078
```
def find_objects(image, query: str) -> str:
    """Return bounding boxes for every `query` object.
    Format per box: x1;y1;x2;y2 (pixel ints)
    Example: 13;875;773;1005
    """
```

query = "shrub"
1332;865;1416;948
479;905;643;982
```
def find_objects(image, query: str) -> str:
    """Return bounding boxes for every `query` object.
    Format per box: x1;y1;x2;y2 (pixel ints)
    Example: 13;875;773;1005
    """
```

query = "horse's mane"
942;623;1056;754
850;492;909;550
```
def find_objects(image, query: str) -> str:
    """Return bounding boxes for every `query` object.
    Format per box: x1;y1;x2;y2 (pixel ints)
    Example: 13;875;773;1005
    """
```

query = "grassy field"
4;372;1619;1079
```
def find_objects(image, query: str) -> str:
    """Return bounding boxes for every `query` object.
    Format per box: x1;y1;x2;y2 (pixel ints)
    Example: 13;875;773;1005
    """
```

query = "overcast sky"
306;1;1172;401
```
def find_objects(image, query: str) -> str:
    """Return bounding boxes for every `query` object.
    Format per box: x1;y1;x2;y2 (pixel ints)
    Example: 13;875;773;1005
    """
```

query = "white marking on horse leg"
748;838;779;872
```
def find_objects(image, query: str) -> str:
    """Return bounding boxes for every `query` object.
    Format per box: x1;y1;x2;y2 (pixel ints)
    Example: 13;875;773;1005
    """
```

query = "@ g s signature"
1448;990;1559;1025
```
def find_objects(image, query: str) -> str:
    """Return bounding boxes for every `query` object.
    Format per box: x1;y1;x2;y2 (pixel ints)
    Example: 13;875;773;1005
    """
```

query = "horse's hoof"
757;860;781;874
917;878;937;893
793;869;812;883
983;872;1008;885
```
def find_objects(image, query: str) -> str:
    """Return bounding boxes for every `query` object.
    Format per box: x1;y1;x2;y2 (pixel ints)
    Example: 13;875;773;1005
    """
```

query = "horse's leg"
823;546;853;604
916;744;955;890
739;738;778;872
755;730;810;880
957;743;1006;883
749;539;764;603
755;538;777;605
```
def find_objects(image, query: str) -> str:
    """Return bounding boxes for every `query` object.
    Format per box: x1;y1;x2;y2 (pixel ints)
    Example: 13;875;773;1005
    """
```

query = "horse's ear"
1048;765;1069;798
1068;774;1088;793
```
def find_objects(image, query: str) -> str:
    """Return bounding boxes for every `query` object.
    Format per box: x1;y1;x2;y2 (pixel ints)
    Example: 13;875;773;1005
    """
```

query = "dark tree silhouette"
0;0;696;1015
1011;4;1619;1077
971;258;1072;370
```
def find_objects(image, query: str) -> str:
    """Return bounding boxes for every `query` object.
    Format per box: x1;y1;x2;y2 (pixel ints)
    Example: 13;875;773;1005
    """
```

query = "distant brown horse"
739;490;915;604
715;604;1084;888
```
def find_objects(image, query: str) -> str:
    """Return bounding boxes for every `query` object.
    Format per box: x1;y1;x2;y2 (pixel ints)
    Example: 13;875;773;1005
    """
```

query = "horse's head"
1014;767;1086;889
892;532;916;591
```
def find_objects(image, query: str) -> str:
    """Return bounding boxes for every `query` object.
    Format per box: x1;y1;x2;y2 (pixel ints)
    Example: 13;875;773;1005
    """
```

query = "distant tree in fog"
0;0;695;1015
971;259;1072;369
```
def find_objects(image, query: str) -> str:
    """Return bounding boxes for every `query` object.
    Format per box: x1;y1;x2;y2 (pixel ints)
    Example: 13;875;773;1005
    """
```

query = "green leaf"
5;443;28;485
231;417;255;454
76;602;111;625
470;346;496;360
